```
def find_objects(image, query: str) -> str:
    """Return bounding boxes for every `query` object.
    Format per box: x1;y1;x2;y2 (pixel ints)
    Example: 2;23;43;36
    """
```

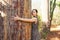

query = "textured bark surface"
0;0;31;40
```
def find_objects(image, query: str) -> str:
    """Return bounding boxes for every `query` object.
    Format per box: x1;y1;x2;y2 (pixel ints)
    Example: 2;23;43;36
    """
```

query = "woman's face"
32;10;37;16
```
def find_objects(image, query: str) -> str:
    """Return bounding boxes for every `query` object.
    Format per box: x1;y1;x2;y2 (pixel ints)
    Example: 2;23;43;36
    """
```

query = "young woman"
14;9;40;40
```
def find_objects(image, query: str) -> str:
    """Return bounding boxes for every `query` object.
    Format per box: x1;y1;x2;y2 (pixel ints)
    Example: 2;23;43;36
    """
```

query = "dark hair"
33;9;38;13
31;9;38;15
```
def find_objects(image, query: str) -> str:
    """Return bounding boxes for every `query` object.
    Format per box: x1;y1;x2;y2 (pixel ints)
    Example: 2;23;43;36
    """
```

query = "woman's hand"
13;16;20;21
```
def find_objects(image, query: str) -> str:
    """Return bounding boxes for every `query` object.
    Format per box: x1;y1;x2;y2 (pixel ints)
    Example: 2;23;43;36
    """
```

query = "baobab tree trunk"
0;0;31;40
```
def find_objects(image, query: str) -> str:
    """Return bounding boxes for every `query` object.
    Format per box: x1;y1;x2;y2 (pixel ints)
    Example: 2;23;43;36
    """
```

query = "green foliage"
48;0;56;27
37;0;57;39
37;15;49;39
52;10;60;25
50;0;56;21
39;0;57;39
51;0;60;25
56;1;60;8
37;15;42;32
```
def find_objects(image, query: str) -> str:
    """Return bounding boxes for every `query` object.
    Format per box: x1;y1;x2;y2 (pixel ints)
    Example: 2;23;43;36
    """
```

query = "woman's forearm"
18;18;35;23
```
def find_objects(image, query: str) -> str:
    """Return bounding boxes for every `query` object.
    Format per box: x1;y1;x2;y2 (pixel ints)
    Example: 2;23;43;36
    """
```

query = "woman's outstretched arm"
14;16;37;23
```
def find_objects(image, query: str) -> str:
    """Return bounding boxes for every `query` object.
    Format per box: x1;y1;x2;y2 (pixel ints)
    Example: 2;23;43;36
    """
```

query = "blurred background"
32;0;60;40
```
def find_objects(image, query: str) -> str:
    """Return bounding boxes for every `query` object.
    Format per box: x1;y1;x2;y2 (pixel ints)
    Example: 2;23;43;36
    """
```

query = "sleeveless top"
31;16;40;40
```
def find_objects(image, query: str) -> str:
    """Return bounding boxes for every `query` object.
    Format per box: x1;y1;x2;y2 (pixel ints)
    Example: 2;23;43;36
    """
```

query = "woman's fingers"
10;15;20;21
13;16;20;21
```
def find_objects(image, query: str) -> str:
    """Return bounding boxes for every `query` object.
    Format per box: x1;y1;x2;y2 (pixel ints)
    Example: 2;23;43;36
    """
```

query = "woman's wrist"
17;18;21;21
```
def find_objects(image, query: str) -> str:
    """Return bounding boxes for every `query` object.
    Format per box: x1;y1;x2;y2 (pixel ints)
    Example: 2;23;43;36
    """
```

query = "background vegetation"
38;0;60;40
